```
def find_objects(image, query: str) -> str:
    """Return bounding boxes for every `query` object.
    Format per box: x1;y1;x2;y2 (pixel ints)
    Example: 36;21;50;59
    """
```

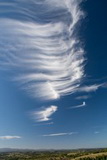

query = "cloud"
32;106;57;122
102;83;107;88
43;132;78;137
77;84;103;93
75;95;90;100
69;101;86;109
75;82;107;99
0;136;21;140
0;0;85;101
34;122;54;126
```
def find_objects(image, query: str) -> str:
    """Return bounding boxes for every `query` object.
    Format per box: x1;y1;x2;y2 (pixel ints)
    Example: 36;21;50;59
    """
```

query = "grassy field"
0;148;107;160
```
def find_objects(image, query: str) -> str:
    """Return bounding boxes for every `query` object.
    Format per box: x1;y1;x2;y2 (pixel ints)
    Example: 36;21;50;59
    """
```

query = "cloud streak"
69;101;86;109
43;132;77;137
0;0;85;100
75;95;90;100
32;106;57;122
34;122;54;126
0;136;21;140
77;84;104;93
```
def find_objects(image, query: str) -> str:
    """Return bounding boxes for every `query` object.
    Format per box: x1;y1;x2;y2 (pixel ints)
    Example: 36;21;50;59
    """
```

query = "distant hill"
0;147;107;153
0;148;35;153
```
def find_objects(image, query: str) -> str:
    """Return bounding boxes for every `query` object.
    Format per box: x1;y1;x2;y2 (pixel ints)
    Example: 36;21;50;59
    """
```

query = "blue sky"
0;0;107;149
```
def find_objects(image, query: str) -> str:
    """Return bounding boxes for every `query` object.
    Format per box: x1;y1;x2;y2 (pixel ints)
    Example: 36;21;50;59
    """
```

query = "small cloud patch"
32;105;58;122
0;136;21;140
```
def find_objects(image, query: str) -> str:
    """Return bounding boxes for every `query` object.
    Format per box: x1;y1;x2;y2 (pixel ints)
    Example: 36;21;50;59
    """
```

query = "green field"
0;148;107;160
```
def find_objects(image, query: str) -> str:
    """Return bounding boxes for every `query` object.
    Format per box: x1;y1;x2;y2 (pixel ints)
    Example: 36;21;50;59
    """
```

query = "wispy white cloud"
43;132;78;137
77;84;103;93
34;122;54;126
32;106;57;122
0;0;85;100
0;136;21;140
102;83;107;88
75;95;90;100
69;101;86;109
76;82;107;98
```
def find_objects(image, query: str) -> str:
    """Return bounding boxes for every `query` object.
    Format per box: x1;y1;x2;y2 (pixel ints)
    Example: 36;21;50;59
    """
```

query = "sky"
0;0;107;149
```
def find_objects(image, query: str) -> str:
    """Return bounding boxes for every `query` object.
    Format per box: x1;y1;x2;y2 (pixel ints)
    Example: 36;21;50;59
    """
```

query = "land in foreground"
0;148;107;160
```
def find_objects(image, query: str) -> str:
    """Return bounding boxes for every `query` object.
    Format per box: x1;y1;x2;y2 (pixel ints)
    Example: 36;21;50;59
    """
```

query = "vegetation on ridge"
0;148;107;160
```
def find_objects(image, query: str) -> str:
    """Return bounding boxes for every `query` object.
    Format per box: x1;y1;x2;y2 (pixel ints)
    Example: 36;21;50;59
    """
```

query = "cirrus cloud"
0;0;85;101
